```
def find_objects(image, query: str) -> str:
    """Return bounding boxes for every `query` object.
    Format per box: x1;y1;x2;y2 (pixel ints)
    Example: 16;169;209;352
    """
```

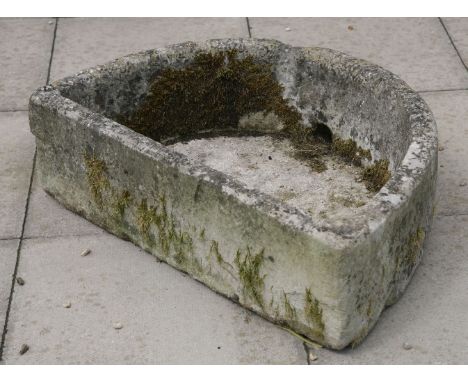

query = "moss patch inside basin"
118;49;390;192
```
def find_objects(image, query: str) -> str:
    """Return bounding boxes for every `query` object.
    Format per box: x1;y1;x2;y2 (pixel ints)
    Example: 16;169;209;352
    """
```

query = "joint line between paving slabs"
246;17;252;38
0;151;36;361
0;17;59;362
0;109;30;113
418;87;468;94
46;18;59;84
438;18;468;73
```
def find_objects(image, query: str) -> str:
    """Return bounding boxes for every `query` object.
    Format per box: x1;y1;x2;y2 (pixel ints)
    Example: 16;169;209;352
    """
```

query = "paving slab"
0;239;19;336
0;112;36;239
420;90;468;216
248;17;468;92
0;18;55;110
23;168;105;239
308;214;468;364
441;18;468;68
50;17;249;80
2;234;306;364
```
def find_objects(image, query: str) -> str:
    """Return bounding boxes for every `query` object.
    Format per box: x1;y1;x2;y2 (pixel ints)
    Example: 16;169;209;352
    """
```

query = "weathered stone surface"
28;38;438;349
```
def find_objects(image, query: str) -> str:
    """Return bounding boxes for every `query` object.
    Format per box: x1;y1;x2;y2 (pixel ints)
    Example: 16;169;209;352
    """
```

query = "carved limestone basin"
29;38;437;349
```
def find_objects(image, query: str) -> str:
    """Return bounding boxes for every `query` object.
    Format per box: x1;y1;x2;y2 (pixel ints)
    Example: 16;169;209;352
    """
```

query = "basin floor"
170;135;372;223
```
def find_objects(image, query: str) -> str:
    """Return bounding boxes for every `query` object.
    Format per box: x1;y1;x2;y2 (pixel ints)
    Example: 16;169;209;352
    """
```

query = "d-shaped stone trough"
29;38;438;350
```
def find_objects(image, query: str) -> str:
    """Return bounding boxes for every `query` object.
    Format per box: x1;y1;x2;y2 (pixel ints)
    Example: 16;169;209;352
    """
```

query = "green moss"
283;123;331;173
120;49;301;143
397;227;425;272
199;228;206;241
235;246;266;309
209;240;223;264
173;230;194;265
136;199;158;238
118;49;334;172
113;190;132;218
332;137;372;166
119;49;391;190
361;159;391;192
304;288;325;340
83;153;110;206
283;291;297;321
136;195;197;266
366;300;374;319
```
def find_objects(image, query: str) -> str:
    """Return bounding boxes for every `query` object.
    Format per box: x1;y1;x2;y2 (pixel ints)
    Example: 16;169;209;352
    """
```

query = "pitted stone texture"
248;17;468;91
0;239;19;337
441;18;468;68
51;18;249;80
0;112;36;239
29;38;438;349
2;234;306;364
0;18;55;110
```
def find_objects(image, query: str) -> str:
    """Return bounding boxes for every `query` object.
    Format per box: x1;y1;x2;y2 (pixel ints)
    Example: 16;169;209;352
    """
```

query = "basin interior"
56;41;416;221
170;135;373;223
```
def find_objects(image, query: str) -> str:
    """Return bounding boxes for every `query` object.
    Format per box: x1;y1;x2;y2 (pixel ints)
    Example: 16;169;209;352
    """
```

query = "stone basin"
29;38;438;350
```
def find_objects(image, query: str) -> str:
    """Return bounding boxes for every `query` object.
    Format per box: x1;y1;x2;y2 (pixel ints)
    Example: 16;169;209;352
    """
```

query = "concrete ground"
0;17;467;364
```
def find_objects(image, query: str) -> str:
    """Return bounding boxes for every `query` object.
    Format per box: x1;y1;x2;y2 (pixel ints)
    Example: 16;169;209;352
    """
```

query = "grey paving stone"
2;234;306;364
309;214;468;364
442;18;468;69
0;239;19;336
0;18;55;110
50;18;249;80
0;112;35;239
420;90;468;216
248;17;468;92
23;168;105;239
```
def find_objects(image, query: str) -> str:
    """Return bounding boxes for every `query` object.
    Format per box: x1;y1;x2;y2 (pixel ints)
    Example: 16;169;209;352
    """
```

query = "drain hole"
313;123;333;143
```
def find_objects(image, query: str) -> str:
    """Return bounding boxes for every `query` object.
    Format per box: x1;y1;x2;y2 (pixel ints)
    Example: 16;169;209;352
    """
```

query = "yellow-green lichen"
113;189;132;218
173;230;193;265
283;291;297;321
83;153;110;206
136;195;197;268
397;226;425;272
235;246;266;309
136;198;158;239
304;288;325;340
366;300;374;319
209;240;223;264
199;228;206;241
